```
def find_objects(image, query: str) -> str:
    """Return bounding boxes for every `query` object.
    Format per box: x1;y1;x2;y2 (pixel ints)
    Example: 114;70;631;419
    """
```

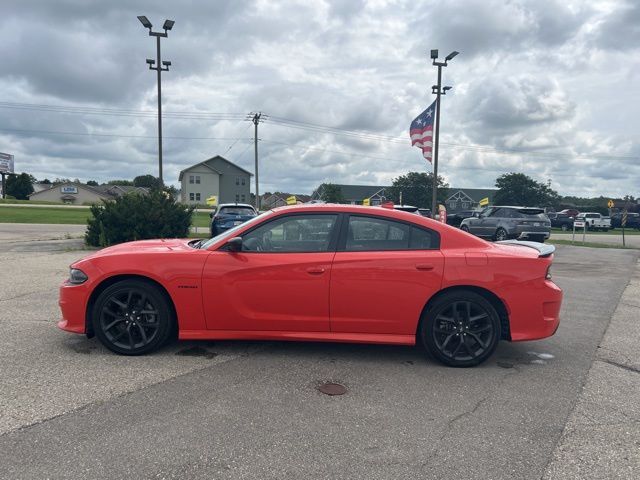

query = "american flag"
410;100;437;162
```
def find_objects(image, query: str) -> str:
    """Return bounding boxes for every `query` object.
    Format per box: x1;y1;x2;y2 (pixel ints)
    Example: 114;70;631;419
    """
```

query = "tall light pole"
252;112;262;210
138;16;174;185
429;49;458;219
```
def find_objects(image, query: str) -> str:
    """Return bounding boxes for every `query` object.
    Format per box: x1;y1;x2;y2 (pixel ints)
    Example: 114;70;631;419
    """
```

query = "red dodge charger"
59;204;562;367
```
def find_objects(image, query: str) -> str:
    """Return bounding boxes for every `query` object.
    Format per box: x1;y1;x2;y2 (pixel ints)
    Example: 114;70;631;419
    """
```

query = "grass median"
0;205;211;228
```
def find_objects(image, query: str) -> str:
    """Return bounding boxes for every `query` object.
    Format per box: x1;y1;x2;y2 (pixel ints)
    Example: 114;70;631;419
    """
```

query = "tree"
494;173;559;207
387;171;448;208
6;172;34;200
133;174;163;190
86;180;99;186
41;178;52;184
319;183;345;203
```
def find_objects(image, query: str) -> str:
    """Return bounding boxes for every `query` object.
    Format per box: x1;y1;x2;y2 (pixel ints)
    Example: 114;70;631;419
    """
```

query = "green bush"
85;189;194;247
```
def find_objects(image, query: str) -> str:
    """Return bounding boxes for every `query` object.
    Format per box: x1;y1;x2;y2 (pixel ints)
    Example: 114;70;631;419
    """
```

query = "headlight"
69;268;88;285
545;266;552;280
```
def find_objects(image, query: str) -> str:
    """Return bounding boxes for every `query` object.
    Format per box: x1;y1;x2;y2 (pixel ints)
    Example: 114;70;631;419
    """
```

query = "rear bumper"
517;230;550;240
58;282;90;334
503;279;562;342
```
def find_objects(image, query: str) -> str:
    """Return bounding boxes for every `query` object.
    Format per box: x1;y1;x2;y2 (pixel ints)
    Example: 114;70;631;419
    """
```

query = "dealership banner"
0;152;14;174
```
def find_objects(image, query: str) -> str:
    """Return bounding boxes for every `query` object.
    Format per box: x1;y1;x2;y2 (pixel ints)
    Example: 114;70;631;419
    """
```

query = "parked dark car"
210;204;258;236
447;210;476;227
460;206;551;242
547;212;574;231
417;208;432;217
610;212;640;230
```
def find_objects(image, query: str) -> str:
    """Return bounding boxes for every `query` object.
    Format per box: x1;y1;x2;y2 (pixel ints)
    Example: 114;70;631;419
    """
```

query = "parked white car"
575;212;611;231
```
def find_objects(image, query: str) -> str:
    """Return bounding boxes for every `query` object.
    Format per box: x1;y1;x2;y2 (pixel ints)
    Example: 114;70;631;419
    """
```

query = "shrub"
85;189;194;247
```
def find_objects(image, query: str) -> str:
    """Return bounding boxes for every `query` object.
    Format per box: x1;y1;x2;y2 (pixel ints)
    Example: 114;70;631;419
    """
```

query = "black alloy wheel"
494;227;508;241
421;291;501;367
92;279;173;355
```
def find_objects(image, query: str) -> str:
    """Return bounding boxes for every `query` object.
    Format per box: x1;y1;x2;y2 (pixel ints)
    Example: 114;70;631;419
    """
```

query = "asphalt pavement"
0;234;638;479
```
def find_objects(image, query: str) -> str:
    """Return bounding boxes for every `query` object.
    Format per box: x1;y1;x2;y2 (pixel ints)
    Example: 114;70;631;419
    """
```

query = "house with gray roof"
29;182;148;204
178;155;252;205
445;188;497;213
311;184;390;205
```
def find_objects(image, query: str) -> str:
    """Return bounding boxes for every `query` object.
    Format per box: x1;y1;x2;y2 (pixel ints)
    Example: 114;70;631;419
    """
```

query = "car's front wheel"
420;291;501;367
92;279;174;355
561;224;568;231
460;225;470;233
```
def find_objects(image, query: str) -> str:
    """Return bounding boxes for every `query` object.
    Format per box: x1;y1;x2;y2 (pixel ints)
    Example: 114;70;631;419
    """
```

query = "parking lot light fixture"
138;16;174;184
428;49;459;218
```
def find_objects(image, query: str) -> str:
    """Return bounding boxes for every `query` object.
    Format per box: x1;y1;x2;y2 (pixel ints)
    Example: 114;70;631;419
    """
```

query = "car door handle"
306;267;326;275
415;264;434;271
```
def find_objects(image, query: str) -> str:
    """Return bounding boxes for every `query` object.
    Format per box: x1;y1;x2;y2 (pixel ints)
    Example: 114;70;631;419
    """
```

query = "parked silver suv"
460;206;551;242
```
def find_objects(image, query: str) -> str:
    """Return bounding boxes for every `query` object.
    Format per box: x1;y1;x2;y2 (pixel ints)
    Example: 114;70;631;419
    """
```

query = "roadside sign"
479;197;489;207
607;199;614;208
286;195;297;205
574;220;585;228
206;195;218;206
0;152;14;174
362;198;370;206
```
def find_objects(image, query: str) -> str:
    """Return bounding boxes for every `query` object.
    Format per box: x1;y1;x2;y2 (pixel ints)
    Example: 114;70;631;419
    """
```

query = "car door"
330;214;444;335
202;213;340;332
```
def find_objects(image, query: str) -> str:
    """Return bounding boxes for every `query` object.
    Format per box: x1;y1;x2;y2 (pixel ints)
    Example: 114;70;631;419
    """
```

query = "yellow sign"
607;199;614;209
479;197;489;207
286;195;297;205
206;195;218;206
362;198;370;206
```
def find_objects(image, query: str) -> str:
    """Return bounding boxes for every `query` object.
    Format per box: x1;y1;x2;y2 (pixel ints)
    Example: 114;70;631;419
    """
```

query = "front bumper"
58;281;90;334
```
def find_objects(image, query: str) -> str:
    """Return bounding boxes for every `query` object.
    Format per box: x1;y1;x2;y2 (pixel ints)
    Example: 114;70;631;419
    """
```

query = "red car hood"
84;238;194;259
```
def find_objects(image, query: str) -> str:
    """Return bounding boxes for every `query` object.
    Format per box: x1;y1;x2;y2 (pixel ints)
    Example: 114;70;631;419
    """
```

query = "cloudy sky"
1;0;639;197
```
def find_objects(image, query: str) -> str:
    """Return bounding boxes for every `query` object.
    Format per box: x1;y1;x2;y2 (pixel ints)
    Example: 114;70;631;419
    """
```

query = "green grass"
0;206;92;224
551;227;640;235
0;204;211;229
550;239;639;250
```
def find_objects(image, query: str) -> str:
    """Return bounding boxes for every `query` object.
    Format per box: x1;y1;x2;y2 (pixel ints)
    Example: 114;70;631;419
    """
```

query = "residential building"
261;192;312;209
311;184;390;205
28;182;149;204
444;188;497;213
178;155;252;205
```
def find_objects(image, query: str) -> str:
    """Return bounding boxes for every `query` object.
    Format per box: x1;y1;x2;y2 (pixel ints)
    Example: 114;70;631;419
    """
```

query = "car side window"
241;214;338;253
346;216;439;251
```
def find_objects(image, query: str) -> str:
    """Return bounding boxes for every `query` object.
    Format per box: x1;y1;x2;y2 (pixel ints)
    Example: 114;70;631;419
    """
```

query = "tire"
494;227;508;241
420;291;501;367
561;224;568;231
530;234;546;243
92;279;174;355
460;225;470;233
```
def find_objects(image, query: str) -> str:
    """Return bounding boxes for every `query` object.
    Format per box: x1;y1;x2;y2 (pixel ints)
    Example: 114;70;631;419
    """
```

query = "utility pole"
138;16;174;185
430;49;458;218
252;112;262;211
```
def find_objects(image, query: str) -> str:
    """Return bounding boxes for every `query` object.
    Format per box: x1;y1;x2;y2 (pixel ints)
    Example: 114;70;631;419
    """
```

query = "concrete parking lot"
0;232;638;479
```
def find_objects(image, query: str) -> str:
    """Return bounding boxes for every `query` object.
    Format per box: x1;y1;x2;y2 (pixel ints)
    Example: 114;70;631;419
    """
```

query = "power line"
0;126;249;141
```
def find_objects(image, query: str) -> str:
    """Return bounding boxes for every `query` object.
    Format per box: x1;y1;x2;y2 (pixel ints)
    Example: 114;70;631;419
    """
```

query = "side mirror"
473;212;480;218
209;212;213;218
226;236;243;252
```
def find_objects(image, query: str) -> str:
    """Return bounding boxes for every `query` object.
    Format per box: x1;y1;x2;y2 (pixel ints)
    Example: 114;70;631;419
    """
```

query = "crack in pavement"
596;357;640;375
0;290;47;303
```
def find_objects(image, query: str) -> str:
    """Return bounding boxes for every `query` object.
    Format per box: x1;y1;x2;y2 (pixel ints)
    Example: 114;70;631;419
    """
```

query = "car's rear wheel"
92;279;173;355
460;225;470;233
420;291;501;367
561;224;568;231
494;227;508;241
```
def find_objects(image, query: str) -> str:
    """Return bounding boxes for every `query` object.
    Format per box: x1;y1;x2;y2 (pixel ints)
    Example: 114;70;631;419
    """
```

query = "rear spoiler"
496;240;555;258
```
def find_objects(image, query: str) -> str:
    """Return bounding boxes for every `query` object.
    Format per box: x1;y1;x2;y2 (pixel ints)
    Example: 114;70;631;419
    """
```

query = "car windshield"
218;206;255;216
198;214;266;249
